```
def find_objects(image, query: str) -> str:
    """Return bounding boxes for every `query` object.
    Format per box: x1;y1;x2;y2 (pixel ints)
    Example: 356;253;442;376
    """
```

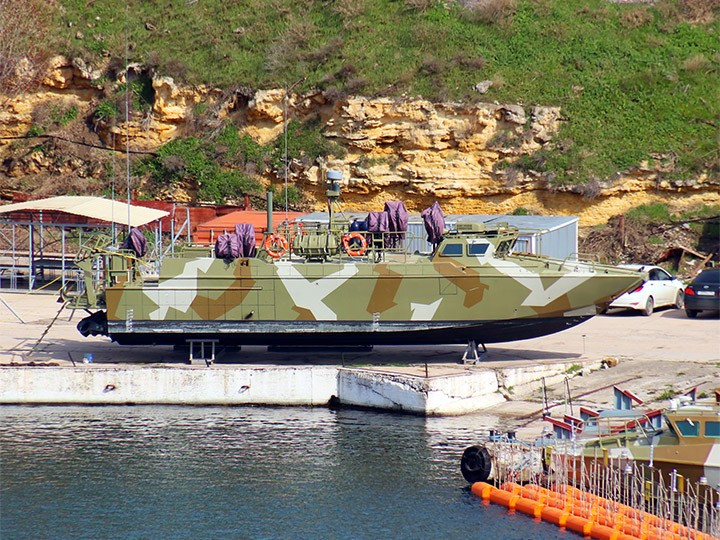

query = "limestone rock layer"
1;56;717;226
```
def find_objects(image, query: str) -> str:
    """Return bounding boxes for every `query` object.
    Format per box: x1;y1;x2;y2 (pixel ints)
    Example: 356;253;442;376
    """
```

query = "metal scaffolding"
0;196;183;290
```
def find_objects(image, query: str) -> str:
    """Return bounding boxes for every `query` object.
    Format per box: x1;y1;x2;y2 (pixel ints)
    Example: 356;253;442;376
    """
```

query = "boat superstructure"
555;403;720;488
63;172;642;348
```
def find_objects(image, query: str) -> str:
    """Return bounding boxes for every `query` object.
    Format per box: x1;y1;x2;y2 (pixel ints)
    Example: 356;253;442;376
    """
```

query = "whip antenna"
125;0;131;231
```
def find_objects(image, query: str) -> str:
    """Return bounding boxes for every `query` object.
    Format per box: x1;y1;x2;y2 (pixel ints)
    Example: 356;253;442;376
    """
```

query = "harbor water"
0;406;569;539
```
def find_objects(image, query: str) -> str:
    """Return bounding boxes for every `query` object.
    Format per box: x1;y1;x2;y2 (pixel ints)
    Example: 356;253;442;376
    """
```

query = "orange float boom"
471;482;712;540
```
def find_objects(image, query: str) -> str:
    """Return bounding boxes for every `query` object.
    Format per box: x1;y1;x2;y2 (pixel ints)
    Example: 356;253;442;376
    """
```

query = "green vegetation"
135;124;263;204
50;105;78;126
626;203;719;247
115;73;155;113
269;118;345;169
53;0;718;184
94;100;118;122
680;205;720;221
680;204;720;244
271;185;302;207
26;125;45;137
24;102;80;138
656;387;678;400
627;203;672;224
565;363;582;374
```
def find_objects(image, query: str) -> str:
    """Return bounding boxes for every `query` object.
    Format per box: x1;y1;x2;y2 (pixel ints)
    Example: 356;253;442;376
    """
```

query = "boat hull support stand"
462;340;487;364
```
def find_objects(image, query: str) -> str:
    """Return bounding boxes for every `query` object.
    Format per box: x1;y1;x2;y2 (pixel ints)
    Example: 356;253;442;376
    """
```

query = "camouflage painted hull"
94;249;641;347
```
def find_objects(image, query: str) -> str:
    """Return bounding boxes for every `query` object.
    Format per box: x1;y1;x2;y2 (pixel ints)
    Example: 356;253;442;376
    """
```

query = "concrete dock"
1;289;718;423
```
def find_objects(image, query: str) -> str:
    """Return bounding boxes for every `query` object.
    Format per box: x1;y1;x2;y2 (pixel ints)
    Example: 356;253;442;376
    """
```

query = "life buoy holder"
342;232;368;257
264;234;289;258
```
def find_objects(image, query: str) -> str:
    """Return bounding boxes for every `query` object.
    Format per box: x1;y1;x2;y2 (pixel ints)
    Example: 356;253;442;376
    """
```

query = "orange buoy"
479;482;711;540
515;497;545;518
545;491;572;510
471;482;494;499
590;524;622;540
541;506;570;527
501;482;523;495
489;488;520;510
566;514;594;537
620;519;645;538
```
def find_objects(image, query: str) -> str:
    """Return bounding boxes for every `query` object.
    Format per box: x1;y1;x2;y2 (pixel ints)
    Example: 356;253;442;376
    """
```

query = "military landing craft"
65;171;642;350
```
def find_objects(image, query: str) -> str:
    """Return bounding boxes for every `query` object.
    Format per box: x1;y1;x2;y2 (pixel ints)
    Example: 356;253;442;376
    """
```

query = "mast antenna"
284;83;288;226
125;0;131;231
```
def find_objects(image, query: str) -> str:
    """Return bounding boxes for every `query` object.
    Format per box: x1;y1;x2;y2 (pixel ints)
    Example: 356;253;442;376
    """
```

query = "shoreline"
1;288;718;434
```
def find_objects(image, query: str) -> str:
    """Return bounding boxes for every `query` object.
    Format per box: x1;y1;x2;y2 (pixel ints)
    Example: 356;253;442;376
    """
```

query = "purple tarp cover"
366;211;389;233
383;201;408;248
421;202;445;246
235;223;257;258
215;233;240;261
122;228;147;257
215;223;256;260
366;210;390;247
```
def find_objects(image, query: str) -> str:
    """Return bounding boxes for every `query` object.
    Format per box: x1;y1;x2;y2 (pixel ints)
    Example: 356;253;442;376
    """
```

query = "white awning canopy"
0;196;168;227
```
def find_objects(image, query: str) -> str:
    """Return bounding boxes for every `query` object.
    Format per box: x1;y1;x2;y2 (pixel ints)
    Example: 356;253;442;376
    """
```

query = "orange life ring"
264;234;289;258
342;232;367;256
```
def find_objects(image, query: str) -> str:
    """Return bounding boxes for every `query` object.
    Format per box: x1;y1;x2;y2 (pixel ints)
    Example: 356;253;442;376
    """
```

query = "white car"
608;265;685;316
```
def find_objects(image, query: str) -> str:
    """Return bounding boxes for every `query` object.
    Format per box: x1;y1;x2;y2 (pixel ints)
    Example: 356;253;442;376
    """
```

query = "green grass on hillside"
54;0;719;185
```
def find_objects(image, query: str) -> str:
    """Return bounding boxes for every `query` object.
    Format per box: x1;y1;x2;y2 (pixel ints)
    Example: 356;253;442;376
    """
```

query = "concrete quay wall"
0;365;338;407
338;368;504;415
0;361;580;415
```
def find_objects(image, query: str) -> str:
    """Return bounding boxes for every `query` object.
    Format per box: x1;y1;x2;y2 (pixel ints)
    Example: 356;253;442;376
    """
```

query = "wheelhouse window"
468;243;489;256
674;419;699;437
496;240;515;254
440;243;463;256
705;421;720;437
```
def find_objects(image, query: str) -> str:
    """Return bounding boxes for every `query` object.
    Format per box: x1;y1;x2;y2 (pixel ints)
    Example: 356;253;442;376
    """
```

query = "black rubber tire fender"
460;445;492;484
77;317;92;337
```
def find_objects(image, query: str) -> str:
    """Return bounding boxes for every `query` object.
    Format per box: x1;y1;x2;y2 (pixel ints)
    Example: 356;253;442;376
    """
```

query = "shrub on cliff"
135;130;262;204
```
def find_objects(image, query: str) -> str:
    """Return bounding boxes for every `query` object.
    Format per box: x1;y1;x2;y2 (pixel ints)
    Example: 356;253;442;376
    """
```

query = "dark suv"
684;268;720;318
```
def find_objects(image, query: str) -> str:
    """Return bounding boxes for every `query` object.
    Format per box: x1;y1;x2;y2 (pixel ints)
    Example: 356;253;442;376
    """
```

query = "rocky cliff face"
1;56;717;225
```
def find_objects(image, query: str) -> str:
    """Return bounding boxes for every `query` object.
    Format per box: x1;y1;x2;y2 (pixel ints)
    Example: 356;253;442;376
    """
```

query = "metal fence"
484;438;720;538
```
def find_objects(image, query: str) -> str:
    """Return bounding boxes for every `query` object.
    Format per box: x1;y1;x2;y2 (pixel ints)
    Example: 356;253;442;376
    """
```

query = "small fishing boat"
461;401;720;488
